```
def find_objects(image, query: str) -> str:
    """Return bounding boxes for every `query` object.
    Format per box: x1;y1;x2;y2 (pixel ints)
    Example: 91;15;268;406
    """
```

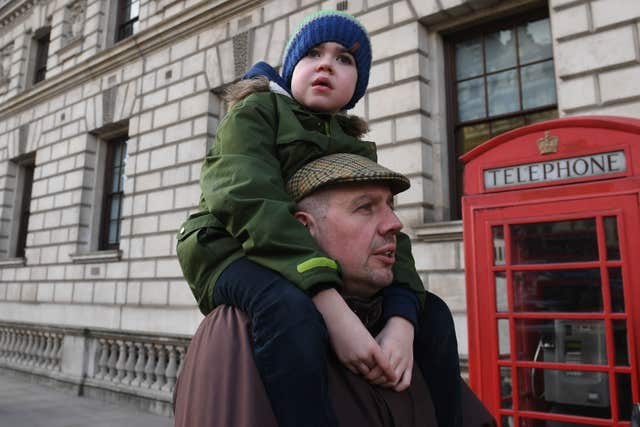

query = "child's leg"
214;257;339;427
414;291;463;427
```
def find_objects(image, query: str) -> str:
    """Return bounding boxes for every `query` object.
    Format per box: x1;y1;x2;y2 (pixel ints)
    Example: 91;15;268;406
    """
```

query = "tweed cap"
281;10;372;110
287;153;410;202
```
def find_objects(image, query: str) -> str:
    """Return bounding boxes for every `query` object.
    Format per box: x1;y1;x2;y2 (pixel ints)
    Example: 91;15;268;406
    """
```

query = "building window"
446;12;558;218
115;0;139;42
99;138;127;250
13;154;35;258
32;30;50;84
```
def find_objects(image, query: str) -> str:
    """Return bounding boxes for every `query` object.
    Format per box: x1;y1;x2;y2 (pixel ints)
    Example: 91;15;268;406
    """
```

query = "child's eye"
307;48;321;58
337;54;354;65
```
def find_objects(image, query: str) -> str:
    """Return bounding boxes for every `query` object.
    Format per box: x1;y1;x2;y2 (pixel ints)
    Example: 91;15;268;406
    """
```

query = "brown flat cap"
287;153;410;202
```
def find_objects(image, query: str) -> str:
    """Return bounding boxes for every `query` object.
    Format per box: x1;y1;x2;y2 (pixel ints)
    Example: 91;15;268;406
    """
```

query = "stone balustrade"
0;321;190;415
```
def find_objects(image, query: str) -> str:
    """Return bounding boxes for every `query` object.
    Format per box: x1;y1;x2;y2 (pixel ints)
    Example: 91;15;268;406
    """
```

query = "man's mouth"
372;245;396;263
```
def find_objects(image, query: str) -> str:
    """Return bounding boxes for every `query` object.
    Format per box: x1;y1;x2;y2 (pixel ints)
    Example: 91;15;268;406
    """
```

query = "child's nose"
315;55;333;72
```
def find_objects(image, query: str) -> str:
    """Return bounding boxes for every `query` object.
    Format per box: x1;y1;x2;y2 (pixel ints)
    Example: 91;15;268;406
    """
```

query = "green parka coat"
177;85;425;315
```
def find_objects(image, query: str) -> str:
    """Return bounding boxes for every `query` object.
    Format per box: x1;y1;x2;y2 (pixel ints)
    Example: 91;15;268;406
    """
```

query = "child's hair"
281;10;372;110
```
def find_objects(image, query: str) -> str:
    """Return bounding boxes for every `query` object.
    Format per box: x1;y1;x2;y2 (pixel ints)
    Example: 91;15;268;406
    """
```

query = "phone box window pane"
486;29;516;73
617;373;632;421
500;367;513;408
496;273;508;312
609;267;625;312
613;320;629;366
522;61;556;109
513;269;602;312
604;216;620;260
510;219;598;264
498;319;511;359
488;70;519;116
517;367;611;418
514;319;607;365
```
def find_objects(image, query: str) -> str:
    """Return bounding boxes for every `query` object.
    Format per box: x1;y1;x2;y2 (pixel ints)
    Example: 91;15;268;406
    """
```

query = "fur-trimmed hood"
223;76;369;139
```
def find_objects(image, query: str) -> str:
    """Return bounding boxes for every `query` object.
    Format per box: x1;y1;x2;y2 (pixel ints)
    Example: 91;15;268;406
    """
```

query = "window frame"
114;0;139;42
444;8;557;219
9;153;36;259
99;136;127;250
32;29;50;85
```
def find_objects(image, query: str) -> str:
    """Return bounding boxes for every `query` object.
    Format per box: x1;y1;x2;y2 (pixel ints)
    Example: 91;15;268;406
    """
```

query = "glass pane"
457;78;486;121
493;226;506;266
132;20;139;35
112;167;122;192
457;123;490;153
488;70;519;116
500;367;513;408
513;269;602;312
108;220;119;244
518;18;553;64
496;273;508;312
609;268;624;312
109;195;121;220
613;320;629;366
511;219;598;264
491;115;525;136
522;61;557;109
518;368;611;418
525;108;558;125
514;319;607;365
486;29;516;72
455;37;483;80
617;373;632;421
130;0;139;19
518;419;602;427
502;416;513;427
498;319;511;359
604;216;620;260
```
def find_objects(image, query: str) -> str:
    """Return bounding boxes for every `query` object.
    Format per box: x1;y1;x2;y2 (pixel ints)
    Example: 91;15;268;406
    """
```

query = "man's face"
290;42;358;113
306;183;403;297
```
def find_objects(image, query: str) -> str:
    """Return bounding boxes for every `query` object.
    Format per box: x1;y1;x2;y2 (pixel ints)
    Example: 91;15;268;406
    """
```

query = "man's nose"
379;206;403;235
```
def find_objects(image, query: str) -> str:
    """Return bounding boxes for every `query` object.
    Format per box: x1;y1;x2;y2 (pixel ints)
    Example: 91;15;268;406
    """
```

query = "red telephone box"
461;116;640;427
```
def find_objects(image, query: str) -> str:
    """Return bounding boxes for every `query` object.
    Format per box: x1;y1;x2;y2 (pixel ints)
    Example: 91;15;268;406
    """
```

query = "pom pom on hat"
281;10;371;110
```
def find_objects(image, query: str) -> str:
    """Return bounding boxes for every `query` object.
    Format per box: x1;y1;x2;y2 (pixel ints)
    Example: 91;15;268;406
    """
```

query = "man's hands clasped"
312;289;414;391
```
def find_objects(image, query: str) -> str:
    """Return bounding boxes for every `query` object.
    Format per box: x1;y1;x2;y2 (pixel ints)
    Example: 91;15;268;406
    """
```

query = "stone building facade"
0;0;638;412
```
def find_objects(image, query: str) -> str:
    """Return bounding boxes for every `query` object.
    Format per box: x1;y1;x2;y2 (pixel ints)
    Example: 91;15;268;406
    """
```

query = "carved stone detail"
62;0;86;45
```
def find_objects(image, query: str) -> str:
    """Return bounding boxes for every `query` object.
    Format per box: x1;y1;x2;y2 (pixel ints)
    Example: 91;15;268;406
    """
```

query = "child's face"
290;42;358;113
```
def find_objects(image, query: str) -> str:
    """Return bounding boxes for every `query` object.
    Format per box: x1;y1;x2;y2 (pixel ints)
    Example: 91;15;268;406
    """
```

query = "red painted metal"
462;116;640;427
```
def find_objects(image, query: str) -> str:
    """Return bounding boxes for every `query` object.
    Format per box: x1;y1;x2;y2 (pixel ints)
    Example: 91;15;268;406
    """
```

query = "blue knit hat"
281;10;371;110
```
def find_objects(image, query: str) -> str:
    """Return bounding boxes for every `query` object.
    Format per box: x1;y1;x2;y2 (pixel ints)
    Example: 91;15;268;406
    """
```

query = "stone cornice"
0;0;36;29
0;0;262;120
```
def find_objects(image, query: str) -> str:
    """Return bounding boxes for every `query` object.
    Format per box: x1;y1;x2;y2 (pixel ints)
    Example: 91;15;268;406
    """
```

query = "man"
174;154;492;427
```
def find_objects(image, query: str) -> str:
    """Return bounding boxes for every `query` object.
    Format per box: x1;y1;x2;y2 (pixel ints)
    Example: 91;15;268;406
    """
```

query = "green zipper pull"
324;120;330;136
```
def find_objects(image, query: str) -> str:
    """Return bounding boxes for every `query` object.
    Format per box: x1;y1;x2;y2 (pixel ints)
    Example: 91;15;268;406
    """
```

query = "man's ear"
294;211;318;237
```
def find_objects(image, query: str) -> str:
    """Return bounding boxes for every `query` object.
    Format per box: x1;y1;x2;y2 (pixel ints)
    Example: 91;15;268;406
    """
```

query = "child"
177;10;461;427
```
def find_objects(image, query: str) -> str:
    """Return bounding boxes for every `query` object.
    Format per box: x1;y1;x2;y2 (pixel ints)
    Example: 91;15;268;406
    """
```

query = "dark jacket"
177;84;425;315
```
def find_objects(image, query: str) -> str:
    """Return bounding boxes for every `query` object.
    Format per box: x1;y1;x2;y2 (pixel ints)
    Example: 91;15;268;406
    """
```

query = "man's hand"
313;289;397;383
373;316;414;391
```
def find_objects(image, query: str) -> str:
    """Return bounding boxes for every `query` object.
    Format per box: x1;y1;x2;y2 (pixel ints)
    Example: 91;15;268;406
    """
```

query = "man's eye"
357;203;373;212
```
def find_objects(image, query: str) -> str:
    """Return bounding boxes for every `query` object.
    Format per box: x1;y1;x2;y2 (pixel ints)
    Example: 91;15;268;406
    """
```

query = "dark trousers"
215;257;462;427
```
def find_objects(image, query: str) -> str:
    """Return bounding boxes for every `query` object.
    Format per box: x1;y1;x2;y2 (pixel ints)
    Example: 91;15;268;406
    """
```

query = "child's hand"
313;289;397;382
372;316;414;391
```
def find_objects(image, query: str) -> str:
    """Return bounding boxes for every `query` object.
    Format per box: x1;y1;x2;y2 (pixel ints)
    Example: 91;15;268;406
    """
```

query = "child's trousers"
214;257;462;427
